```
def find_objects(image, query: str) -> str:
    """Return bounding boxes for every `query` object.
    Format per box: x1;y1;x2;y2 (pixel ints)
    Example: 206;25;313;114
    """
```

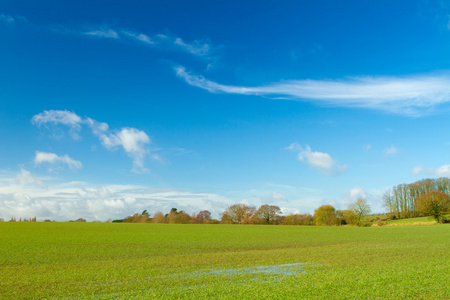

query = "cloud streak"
0;14;15;24
1;15;214;59
176;66;450;116
72;25;213;58
84;27;119;39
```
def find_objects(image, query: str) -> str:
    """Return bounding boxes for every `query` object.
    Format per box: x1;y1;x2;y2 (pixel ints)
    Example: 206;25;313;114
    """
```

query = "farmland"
0;223;449;299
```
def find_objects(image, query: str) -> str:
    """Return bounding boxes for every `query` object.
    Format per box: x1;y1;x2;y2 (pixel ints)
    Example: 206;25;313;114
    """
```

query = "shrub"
313;205;339;226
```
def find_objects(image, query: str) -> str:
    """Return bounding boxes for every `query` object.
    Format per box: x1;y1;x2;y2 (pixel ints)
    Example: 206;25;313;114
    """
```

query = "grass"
0;223;449;299
364;214;450;225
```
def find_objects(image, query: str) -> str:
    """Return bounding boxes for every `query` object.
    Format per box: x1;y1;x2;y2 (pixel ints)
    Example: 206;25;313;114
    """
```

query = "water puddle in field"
182;262;318;279
204;262;308;276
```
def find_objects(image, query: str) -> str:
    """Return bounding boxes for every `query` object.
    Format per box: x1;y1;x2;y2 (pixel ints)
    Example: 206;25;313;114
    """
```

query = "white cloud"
270;192;287;202
84;117;109;135
340;186;368;208
410;164;450;177
176;66;450;116
32;110;82;129
411;165;423;175
16;169;44;187
2;16;214;60
121;30;154;44
99;128;150;173
435;164;450;176
286;143;346;175
299;146;334;171
0;171;232;221
32;110;153;173
384;145;399;156
84;27;119;39
32;110;83;139
173;37;211;56
35;151;82;170
71;25;212;58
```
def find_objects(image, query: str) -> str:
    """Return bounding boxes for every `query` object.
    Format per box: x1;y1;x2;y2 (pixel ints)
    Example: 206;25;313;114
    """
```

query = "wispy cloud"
32;110;82;128
362;144;372;151
286;143;347;175
121;30;154;44
32;110;152;173
384;145;399;156
0;14;15;24
264;182;295;189
67;25;213;58
1;14;214;59
411;165;424;175
176;66;450;116
173;37;211;56
32;110;83;139
16;169;44;187
84;27;119;39
35;151;82;170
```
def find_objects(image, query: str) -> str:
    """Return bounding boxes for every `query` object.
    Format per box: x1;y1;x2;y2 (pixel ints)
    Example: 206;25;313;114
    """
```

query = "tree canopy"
255;204;281;224
415;191;450;223
313;205;338;226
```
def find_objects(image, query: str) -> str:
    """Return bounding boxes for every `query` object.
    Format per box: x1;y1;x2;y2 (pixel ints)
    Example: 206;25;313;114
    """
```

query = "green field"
0;223;449;299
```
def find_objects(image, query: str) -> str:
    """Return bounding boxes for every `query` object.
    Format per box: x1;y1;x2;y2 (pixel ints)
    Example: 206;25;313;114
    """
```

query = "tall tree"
348;198;371;225
221;203;256;224
255;204;281;224
195;210;212;224
384;177;450;219
152;211;165;223
415;191;450;223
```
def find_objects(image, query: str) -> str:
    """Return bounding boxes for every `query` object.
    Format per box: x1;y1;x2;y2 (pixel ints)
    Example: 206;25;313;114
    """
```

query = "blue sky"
2;0;450;221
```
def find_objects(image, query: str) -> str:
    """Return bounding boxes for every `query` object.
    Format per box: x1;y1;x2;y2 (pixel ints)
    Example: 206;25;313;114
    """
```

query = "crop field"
0;223;449;299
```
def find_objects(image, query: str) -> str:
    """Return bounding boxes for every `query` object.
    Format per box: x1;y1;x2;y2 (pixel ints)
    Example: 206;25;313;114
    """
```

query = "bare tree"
348;198;371;225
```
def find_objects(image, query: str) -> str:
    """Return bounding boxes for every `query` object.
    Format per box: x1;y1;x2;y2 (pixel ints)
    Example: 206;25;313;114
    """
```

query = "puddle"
177;262;320;280
204;262;308;276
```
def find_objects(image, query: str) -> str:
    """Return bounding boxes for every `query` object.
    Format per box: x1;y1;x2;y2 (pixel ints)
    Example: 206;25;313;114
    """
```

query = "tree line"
383;177;450;222
5;177;448;224
115;199;373;226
